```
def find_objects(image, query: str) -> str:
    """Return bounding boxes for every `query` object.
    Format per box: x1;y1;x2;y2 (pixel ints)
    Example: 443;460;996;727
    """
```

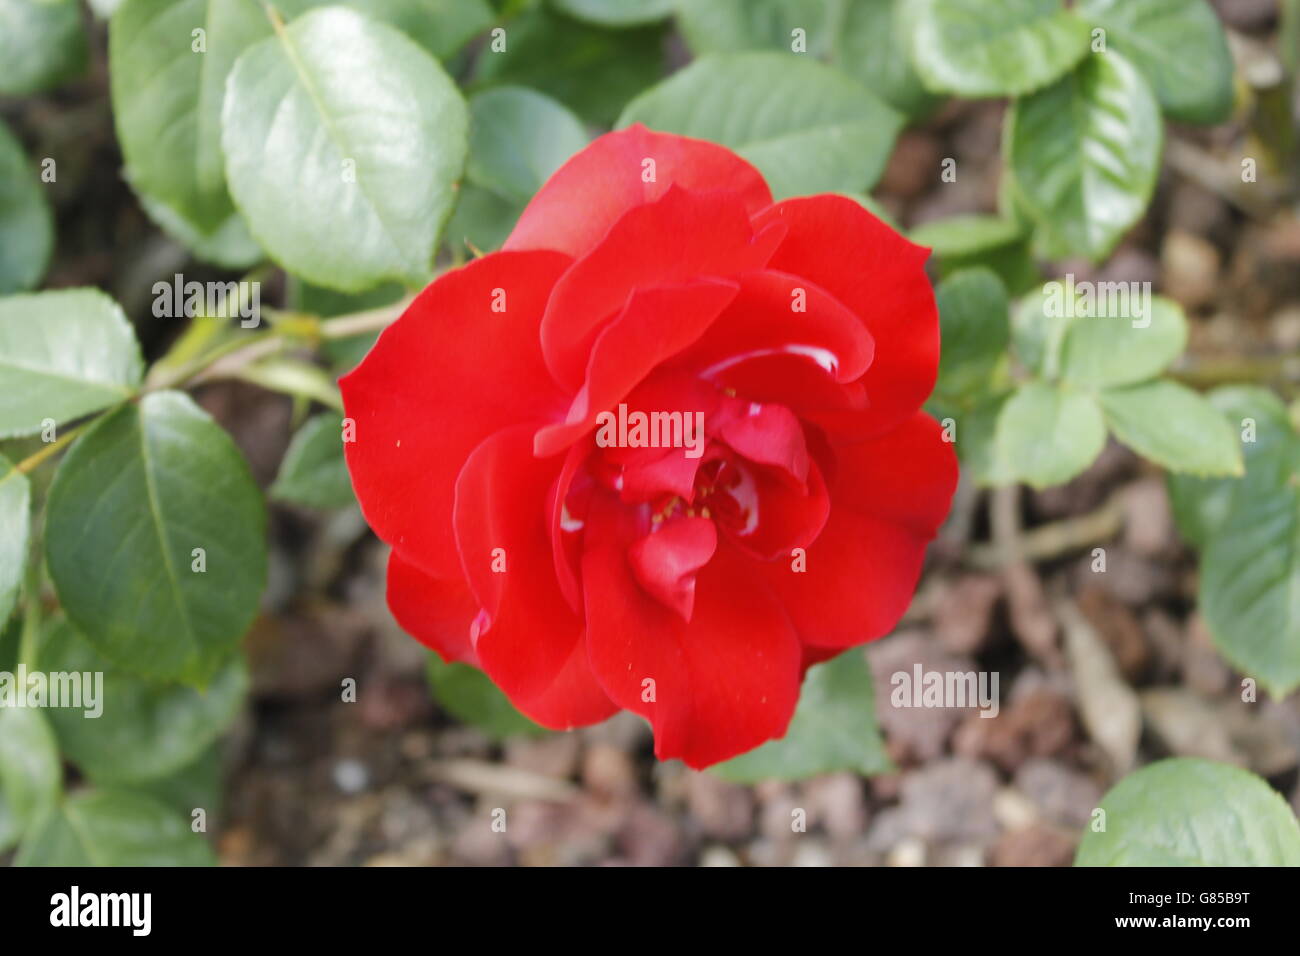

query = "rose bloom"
341;126;957;768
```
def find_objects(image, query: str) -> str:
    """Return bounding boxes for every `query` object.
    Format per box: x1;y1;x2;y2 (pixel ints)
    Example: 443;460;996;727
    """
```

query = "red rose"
341;126;958;768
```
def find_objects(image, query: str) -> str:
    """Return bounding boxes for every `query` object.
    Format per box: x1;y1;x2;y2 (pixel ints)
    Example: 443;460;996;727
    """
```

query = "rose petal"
680;269;875;386
505;124;773;259
540;186;784;388
533;277;739;457
386;549;480;666
453;425;616;728
628;515;717;621
719;457;831;562
716;400;810;485
583;491;802;768
763;412;958;647
341;250;571;580
753;195;938;437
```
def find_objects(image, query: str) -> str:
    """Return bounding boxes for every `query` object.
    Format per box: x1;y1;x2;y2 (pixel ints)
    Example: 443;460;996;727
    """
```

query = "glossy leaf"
466;87;588;206
1167;386;1290;549
0;454;30;626
344;0;493;58
994;381;1107;488
112;0;484;241
111;0;277;233
1007;50;1162;262
1059;295;1187;389
911;215;1026;259
0;708;61;853
270;413;355;510
0;289;143;438
677;0;938;118
222;6;468;290
553;0;671;27
910;0;1091;97
913;215;1040;294
1075;759;1300;866
0;119;54;294
445;183;521;255
1099;380;1243;477
473;5;665;125
711;650;890;782
45;390;267;686
934;268;1010;400
138;193;264;271
16;789;216;866
956;391;1016;487
138;744;223;819
0;0;87;95
619;52;903;198
39;616;248;784
1076;0;1233;124
1193;397;1300;696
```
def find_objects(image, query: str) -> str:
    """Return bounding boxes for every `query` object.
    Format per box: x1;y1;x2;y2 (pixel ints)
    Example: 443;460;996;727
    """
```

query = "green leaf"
1012;283;1072;379
1203;489;1300;697
711;650;890;782
0;454;30;626
1099;380;1243;477
16;789;216;866
270;413;355;510
45;390;267;686
0;288;144;438
0;0;87;95
444;183;521;255
138;193;264;271
112;0;483;240
426;653;545;739
1167;386;1290;549
343;0;493;58
0;119;54;294
1075;758;1300;866
1076;0;1233;124
0;708;61;853
553;0;671;27
1007;50;1162;262
111;0;273;234
835;0;941;119
677;0;939;119
0;613;18;671
473;5;665;126
222;5;468;290
466;87;588;206
1060;295;1187;389
912;215;1040;295
934;268;1010;400
911;215;1026;259
931;391;1016;487
38;616;248;784
137;744;222;819
675;0;839;58
1194;399;1300;696
910;0;1091;97
444;86;588;257
619;52;903;198
994;381;1107;488
959;391;1016;487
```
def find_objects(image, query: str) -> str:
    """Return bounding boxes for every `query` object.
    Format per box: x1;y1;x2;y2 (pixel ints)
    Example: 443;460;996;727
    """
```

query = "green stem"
18;560;42;671
15;423;89;475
